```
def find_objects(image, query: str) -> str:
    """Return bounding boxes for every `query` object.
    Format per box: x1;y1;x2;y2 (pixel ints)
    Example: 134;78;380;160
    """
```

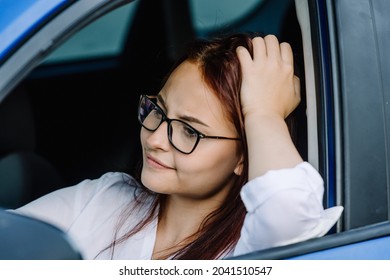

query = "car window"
189;0;263;33
43;0;266;64
43;1;139;64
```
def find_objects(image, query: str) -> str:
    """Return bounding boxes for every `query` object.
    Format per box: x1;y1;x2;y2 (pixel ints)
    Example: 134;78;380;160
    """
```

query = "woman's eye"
151;109;160;117
183;126;197;138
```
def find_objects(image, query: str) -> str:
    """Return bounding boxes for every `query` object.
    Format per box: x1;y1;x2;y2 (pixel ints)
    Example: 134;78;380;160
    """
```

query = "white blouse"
14;161;343;259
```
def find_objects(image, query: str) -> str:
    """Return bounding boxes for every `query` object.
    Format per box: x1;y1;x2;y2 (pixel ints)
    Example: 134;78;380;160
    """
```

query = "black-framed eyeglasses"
137;95;240;154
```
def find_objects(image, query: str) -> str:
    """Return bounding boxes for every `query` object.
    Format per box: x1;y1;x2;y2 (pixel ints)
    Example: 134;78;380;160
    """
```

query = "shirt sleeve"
10;172;132;233
233;161;344;256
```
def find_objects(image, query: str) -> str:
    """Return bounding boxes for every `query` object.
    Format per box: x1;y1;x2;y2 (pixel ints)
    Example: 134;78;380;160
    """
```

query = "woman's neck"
152;194;224;259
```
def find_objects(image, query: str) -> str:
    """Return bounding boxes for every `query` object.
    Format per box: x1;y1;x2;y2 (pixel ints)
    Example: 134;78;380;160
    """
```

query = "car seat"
0;86;64;209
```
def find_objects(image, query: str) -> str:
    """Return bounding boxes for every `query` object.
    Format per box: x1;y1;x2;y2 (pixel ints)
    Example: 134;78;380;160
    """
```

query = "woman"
13;33;343;259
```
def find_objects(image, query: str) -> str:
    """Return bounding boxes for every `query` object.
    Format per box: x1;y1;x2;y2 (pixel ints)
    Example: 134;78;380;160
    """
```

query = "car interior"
0;0;308;215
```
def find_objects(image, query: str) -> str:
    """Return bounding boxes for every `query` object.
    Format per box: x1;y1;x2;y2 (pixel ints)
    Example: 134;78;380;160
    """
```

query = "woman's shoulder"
83;171;139;191
72;172;142;206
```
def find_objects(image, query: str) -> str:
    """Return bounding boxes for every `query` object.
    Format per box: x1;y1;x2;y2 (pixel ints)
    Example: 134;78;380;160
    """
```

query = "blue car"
1;0;389;259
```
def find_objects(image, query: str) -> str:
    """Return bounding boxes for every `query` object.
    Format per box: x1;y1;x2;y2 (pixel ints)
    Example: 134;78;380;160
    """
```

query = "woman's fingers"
263;35;280;60
238;35;292;65
236;45;254;74
252;36;267;62
252;35;294;66
280;42;293;65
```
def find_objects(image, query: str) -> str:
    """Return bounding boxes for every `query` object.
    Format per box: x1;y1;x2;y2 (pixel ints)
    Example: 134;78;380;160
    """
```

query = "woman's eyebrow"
157;95;167;109
178;114;209;128
157;95;209;127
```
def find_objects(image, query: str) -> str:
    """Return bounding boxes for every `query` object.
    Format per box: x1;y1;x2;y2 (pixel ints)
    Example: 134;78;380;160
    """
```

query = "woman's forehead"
160;61;208;104
159;62;233;132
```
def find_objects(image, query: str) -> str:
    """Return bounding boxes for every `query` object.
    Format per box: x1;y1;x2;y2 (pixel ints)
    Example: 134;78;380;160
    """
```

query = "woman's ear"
234;155;244;176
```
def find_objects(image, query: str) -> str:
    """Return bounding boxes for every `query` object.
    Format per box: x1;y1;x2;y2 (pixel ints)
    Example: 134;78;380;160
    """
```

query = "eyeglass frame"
137;95;240;154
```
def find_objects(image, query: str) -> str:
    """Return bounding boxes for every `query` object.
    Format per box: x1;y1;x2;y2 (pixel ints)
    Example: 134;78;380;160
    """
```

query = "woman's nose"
144;121;171;151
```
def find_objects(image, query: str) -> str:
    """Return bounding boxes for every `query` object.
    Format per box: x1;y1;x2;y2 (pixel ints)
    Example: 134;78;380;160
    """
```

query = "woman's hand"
237;35;303;179
236;35;300;120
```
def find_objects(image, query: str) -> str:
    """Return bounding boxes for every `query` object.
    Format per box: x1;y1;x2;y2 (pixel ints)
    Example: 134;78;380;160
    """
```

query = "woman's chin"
141;169;171;194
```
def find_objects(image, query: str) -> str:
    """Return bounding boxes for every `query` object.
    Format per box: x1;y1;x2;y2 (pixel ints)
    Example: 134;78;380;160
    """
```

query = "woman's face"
140;60;242;202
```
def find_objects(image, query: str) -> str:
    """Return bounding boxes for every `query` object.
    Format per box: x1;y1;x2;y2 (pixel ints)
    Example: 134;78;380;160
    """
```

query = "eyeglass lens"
139;96;199;153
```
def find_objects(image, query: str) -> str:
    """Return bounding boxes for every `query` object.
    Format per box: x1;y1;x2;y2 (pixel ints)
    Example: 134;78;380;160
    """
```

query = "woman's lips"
146;155;174;169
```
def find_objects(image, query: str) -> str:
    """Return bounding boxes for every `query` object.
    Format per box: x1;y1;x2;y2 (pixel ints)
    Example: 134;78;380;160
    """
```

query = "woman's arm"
11;172;131;232
233;35;344;256
233;162;344;255
236;35;302;180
